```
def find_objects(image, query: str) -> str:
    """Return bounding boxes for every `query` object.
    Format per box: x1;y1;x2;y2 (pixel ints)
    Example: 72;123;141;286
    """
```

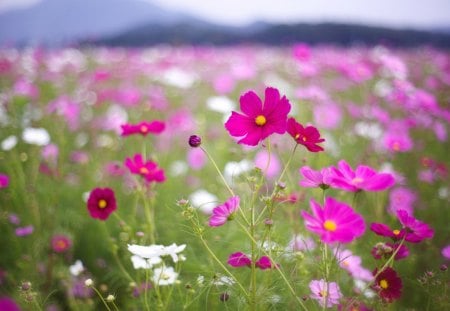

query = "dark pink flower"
0;297;21;311
225;87;291;146
301;197;365;244
121;121;165;136
0;174;9;188
87;187;117;220
287;118;324;152
227;252;251;268
255;256;277;270
124;154;165;184
51;235;72;253
370;222;405;241
371;242;409;261
396;210;434;243
299;166;333;189
209;196;240;227
372;267;402;303
330;160;395;192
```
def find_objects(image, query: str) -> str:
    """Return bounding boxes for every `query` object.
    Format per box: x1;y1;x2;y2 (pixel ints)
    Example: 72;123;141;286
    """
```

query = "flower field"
0;45;449;310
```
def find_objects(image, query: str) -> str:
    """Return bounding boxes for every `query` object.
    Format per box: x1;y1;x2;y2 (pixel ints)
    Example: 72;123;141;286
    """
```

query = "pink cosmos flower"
187;148;207;170
0;297;21;311
299;166;333;189
313;102;342;130
255;256;278;270
370;210;434;243
330;160;395;192
0;174;9;188
224;87;291;146
87;187;117;220
301;197;365;244
209;196;240;227
124;154;165;184
121;121;165;136
51;234;72;253
15;225;34;236
442;245;450;260
287;118;325;152
309;279;342;308
396;210;434;243
335;249;373;282
227;252;251;267
371;242;409;261
387;187;416;215
254;150;281;178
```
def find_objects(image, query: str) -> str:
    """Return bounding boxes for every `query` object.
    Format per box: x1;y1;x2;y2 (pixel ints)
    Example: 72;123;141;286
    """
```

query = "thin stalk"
91;286;112;311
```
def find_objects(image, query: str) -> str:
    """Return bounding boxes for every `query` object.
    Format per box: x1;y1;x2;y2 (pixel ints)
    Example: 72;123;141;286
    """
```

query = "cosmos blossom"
51;234;72;253
370;210;434;243
227;252;277;270
301;197;365;244
372;267;402;303
287;117;325;152
124;154;165;183
299;166;333;189
209;196;240;227
309;279;342;308
330;160;395;192
86;187;117;220
225;87;291;146
121;120;165;136
0;174;9;188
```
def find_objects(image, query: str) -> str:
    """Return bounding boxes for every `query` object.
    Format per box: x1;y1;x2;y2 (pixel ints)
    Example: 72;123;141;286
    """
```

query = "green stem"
92;286;112;311
198;235;249;298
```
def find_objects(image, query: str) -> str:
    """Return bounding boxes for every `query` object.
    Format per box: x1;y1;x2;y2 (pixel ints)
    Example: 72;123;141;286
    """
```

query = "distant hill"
1;0;449;47
92;21;450;47
0;0;188;46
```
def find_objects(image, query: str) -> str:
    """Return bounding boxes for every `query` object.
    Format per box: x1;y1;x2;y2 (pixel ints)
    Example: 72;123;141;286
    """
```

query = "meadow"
0;44;449;310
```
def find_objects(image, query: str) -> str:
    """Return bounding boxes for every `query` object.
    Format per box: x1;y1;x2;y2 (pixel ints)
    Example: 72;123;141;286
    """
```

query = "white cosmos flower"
69;260;85;276
224;160;253;183
212;275;235;286
22;127;50;146
130;255;162;270
128;244;165;259
1;135;17;150
206;96;235;114
161;243;187;263
152;266;178;286
189;189;218;214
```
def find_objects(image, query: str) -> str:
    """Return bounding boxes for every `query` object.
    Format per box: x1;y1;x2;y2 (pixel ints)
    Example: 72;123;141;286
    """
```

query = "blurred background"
1;0;450;47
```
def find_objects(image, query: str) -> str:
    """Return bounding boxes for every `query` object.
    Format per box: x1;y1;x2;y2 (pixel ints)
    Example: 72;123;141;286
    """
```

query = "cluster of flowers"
193;86;437;308
128;243;186;286
86;120;166;220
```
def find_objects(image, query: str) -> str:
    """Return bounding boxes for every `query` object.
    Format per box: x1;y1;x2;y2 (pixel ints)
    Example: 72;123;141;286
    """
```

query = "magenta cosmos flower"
87;187;117;220
287;117;325;152
209;196;240;227
227;252;277;270
121;120;165;136
370;210;434;243
124;154;165;183
330;160;395;192
309;279;342;308
0;174;9;188
51;234;72;253
372;267;402;303
224;87;291;146
299;166;333;189
301;197;365;244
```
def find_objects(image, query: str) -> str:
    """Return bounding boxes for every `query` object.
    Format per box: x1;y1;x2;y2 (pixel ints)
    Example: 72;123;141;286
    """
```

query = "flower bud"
106;294;115;303
220;292;230;302
84;278;93;287
188;135;202;147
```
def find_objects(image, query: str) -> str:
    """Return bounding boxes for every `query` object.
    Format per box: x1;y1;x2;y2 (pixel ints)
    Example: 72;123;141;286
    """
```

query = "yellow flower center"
379;279;388;289
255;115;266;126
294;133;300;139
140;167;149;174
140;125;148;133
319;290;328;297
56;240;67;249
323;220;337;231
393;229;400;235
98;199;107;209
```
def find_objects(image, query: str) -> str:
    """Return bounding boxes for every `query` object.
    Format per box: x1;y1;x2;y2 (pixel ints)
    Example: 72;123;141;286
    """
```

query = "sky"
1;0;450;29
